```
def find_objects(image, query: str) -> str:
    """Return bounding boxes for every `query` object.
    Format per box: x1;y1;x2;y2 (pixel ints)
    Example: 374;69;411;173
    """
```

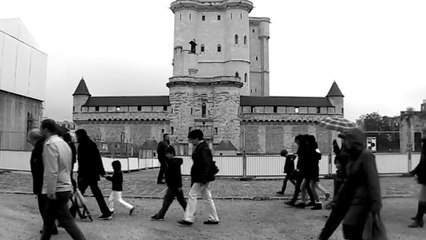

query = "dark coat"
105;171;123;191
30;140;44;195
412;138;426;185
157;141;169;163
334;129;382;225
77;138;105;182
190;141;214;184
165;157;183;189
284;154;296;174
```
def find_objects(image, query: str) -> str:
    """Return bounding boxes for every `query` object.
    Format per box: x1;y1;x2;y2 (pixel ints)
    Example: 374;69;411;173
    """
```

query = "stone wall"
241;122;334;154
399;112;426;153
75;121;170;147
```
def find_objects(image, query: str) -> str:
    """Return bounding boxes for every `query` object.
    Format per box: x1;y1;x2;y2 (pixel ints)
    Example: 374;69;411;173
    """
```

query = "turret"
72;78;91;114
326;81;344;115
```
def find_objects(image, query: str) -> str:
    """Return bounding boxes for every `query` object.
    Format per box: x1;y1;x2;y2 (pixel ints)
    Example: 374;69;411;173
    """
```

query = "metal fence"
178;152;421;177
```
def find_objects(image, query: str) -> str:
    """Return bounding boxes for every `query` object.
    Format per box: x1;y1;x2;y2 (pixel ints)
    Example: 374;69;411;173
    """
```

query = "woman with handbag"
409;135;426;228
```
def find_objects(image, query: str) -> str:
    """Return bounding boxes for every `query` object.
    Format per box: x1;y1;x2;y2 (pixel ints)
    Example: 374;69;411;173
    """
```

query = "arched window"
200;44;205;53
244;35;247;45
202;102;207;118
217;44;221;52
234;34;239;44
235;72;240;79
244;73;247;82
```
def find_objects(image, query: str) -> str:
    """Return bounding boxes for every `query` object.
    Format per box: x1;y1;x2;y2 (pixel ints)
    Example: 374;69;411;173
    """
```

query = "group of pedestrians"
280;134;331;210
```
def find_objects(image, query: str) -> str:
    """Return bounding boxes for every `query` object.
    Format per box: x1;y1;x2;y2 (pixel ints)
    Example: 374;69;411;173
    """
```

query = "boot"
409;201;426;228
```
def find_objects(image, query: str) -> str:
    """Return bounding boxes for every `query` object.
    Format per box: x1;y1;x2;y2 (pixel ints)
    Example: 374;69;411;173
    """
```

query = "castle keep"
73;0;344;155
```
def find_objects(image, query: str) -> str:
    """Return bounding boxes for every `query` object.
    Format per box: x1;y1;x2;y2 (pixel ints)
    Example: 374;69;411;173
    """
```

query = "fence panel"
246;155;282;176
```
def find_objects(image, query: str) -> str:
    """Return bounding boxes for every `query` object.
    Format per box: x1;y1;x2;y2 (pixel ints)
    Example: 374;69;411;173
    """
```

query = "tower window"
244;35;247;45
138;106;142;111
317;107;321;114
235;72;240;79
231;13;232;19
252;29;255;33
217;44;221;52
202;102;207;118
251;106;255;113
256;56;258;61
215;127;218;135
189;13;191;20
200;44;205;53
244;73;247;82
95;106;99;112
217;15;221;20
295;107;299;113
202;15;206;21
171;127;174;135
240;13;243;19
191;108;193;115
73;106;75;112
273;106;278;113
235;34;239;44
116;106;121;111
180;14;182;21
163;106;168;111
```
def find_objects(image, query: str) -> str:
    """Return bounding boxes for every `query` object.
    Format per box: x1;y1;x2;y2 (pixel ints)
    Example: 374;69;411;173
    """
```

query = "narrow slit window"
244;35;247;45
235;34;239;44
244;73;247;82
217;44;221;52
217;15;221;20
200;44;205;53
202;15;205;21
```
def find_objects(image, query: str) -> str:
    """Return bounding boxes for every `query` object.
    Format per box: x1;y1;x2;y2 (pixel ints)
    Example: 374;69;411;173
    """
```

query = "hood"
339;128;365;149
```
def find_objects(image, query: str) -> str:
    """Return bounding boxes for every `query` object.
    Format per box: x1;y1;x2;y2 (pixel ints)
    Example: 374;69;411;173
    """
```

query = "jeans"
156;187;187;218
40;191;86;240
108;191;134;212
184;182;219;223
37;194;58;233
77;176;111;216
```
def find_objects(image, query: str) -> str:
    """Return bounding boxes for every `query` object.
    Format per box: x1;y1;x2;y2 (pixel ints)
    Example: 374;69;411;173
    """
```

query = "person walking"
39;119;86;240
74;129;112;220
318;128;383;240
408;134;426;228
178;129;219;226
156;134;170;184
105;160;135;215
285;135;316;207
305;135;324;210
276;149;296;195
28;129;58;235
151;146;187;221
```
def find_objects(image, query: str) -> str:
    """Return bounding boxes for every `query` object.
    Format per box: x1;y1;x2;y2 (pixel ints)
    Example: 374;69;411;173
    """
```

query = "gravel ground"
0;193;424;240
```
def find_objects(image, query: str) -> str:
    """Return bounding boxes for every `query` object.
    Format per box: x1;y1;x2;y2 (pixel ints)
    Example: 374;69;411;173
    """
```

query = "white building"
0;18;47;170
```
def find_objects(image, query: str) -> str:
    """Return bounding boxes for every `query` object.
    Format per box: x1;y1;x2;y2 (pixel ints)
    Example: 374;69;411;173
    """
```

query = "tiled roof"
326;81;344;97
140;139;158;150
240;96;334;107
73;78;91;96
214;140;237;151
83;96;170;107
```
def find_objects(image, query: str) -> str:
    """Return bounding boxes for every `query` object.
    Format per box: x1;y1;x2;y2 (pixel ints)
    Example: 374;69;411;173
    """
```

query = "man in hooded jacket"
318;128;382;240
74;129;112;220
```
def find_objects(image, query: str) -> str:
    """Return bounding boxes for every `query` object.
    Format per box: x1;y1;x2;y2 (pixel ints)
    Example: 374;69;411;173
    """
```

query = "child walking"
276;149;297;195
105;161;135;215
151;146;187;221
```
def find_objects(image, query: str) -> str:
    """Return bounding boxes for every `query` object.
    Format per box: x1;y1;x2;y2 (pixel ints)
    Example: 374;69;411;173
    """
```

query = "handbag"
362;212;388;240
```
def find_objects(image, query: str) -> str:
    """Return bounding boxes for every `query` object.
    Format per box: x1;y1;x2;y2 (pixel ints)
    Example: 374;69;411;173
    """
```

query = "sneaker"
129;207;135;216
311;203;323;210
325;193;331;201
204;220;219;225
276;191;284;195
151;215;164;221
177;220;193;227
98;214;113;220
284;200;296;206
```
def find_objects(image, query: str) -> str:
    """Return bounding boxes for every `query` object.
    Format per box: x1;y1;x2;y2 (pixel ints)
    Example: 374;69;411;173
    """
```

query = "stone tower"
168;0;257;151
249;17;270;96
72;78;91;122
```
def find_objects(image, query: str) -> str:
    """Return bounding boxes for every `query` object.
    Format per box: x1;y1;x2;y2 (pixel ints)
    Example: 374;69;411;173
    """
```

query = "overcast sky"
2;0;426;121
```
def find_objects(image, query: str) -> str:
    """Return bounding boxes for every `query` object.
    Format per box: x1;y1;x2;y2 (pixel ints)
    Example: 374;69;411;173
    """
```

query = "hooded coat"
76;129;105;182
412;138;426;185
165;157;184;189
334;128;382;225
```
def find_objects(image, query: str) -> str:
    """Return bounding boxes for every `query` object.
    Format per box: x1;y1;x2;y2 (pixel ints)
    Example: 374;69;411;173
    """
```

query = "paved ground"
0;193;425;240
0;169;420;199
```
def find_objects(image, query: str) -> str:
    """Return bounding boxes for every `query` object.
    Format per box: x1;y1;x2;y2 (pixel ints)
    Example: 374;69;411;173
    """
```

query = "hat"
337;128;365;147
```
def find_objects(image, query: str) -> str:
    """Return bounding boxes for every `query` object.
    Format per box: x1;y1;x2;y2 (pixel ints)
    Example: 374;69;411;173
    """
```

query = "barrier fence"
0;150;420;177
